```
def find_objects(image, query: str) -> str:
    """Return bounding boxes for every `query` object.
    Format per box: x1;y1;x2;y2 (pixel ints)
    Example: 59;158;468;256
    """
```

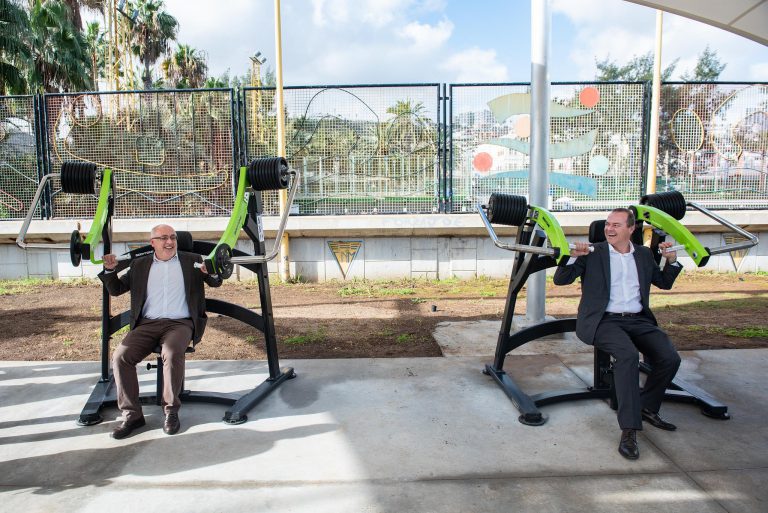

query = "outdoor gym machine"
17;162;115;268
16;158;300;425
477;191;757;426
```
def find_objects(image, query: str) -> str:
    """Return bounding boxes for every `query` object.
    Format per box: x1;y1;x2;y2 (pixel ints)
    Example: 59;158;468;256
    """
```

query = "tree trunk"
143;59;152;90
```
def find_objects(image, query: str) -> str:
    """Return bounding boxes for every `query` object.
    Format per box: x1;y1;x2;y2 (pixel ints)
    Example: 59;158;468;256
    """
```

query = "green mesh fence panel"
658;83;768;209
44;89;236;219
0;96;40;220
449;82;647;212
243;84;441;215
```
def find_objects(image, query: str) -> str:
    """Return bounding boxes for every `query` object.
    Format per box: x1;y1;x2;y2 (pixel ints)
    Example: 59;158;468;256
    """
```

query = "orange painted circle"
579;86;600;108
514;115;531;138
473;152;493;173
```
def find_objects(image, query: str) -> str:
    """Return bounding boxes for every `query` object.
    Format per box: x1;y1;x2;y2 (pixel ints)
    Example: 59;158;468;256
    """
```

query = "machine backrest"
176;231;193;252
588;220;643;244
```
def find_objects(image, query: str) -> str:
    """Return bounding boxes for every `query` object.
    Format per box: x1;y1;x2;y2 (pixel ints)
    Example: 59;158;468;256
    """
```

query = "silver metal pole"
527;0;551;323
16;174;69;250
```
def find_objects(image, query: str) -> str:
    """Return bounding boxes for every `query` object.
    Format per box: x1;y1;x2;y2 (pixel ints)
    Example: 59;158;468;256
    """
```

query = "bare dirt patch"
1;272;766;361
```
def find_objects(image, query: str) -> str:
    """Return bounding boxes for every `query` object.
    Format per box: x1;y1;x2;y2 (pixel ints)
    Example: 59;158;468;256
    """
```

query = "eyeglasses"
151;235;177;242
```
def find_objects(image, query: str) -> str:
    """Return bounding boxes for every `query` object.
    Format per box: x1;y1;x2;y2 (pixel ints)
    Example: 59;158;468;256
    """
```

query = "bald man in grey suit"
100;224;222;439
554;208;683;460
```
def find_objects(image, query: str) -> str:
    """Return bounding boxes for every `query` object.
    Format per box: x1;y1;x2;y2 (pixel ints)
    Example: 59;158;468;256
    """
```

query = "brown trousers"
112;318;193;421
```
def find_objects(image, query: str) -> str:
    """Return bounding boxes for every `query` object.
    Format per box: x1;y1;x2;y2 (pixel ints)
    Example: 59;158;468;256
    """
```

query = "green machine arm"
205;157;300;279
630;204;710;266
634;191;759;268
203;167;252;277
79;167;113;265
476;194;592;265
529;206;580;264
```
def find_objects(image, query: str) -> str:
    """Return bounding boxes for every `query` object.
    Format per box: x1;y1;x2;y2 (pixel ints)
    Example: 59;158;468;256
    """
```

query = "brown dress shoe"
618;429;639;460
111;417;146;439
642;409;677;431
163;412;180;435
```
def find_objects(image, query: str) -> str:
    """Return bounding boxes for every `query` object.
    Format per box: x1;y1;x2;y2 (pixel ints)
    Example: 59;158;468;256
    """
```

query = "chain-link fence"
243;84;441;215
658;83;768;209
0;96;40;220
449;82;648;213
43;89;237;219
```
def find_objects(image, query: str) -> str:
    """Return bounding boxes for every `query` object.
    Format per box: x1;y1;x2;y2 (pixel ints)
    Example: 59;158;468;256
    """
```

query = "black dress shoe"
163;412;180;435
111;417;146;439
642;409;677;431
618;429;639;460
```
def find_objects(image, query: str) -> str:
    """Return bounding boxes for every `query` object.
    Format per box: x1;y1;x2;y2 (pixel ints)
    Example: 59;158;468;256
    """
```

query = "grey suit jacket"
98;251;222;345
552;241;682;345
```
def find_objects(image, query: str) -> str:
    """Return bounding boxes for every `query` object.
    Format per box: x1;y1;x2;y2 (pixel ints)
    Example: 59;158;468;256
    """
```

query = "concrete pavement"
1;348;766;513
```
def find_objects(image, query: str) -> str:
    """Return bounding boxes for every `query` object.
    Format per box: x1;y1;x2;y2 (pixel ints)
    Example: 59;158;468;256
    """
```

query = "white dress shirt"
565;244;643;314
605;244;643;314
142;253;191;320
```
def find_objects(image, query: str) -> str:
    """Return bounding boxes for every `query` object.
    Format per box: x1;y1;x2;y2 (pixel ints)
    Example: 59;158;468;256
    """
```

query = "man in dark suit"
99;224;222;439
554;208;683;460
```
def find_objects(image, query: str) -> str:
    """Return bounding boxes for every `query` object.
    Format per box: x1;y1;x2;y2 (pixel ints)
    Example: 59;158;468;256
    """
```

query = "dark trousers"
593;314;681;430
112;318;193;422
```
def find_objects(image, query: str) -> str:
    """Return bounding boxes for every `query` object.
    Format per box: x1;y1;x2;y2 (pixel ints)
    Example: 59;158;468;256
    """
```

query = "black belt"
604;312;642;317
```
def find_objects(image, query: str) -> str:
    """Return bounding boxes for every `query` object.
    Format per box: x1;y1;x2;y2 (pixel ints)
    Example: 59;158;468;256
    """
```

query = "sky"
100;0;768;85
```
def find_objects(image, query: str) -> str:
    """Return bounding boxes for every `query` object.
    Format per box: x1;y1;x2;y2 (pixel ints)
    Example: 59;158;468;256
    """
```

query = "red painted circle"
473;152;493;173
579;86;600;108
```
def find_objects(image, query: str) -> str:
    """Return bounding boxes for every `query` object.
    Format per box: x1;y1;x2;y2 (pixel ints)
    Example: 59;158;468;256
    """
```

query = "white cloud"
397;19;453;53
553;1;657;79
311;0;327;26
441;47;508;83
749;62;768;81
311;0;417;28
310;0;351;26
139;0;272;80
553;0;636;25
662;15;768;81
554;0;768;81
360;0;415;27
278;0;458;84
572;26;656;80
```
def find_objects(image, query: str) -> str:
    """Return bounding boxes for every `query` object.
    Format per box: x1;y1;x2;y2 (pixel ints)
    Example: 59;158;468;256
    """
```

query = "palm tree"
384;99;432;156
129;0;178;90
60;0;105;31
0;0;30;94
27;0;93;92
386;100;426;118
162;44;208;89
84;20;106;90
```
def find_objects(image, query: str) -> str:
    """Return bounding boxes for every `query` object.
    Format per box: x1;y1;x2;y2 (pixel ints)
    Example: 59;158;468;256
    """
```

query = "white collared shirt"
142;253;191;320
605;243;643;314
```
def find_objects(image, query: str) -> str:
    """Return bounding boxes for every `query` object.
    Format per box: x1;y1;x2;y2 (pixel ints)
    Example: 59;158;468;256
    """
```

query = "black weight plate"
69;229;82;267
214;243;233;279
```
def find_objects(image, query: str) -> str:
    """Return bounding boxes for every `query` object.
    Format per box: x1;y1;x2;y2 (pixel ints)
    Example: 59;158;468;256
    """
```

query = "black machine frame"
76;190;295;427
483;216;731;426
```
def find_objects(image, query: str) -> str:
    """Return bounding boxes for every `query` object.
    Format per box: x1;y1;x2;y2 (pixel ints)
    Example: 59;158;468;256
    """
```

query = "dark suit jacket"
98;251;222;345
553;241;682;345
